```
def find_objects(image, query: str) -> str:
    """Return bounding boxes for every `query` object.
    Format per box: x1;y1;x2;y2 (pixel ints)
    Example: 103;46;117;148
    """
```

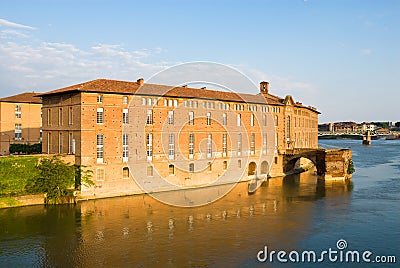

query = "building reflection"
74;168;352;267
0;169;352;267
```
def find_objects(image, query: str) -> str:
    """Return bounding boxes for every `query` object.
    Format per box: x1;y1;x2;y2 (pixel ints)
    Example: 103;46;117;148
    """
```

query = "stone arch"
248;162;257;176
260;161;269;175
284;155;316;173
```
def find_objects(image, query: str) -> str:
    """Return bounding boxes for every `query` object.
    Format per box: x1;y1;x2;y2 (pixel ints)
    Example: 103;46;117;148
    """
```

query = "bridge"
282;148;353;180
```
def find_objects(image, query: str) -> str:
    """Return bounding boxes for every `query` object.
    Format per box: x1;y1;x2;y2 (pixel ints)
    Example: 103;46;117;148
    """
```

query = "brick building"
37;79;319;197
0;92;42;155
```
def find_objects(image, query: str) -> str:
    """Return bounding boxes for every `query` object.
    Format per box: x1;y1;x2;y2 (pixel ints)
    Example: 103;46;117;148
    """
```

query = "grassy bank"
0;156;39;197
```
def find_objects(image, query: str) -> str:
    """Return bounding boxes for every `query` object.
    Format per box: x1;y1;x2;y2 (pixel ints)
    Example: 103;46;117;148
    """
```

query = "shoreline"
0;167;317;209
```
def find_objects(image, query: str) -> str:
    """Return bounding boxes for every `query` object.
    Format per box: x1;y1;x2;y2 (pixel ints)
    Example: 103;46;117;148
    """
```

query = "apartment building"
0;92;42;155
37;79;319;197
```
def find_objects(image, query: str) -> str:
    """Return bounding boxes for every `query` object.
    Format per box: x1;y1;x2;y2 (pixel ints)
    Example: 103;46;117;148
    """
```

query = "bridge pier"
282;148;353;181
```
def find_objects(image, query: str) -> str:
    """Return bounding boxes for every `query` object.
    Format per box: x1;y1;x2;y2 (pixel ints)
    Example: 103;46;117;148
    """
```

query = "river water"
0;140;399;267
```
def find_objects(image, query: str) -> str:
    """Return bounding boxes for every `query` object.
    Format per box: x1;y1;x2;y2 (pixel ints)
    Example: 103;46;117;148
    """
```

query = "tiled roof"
0;92;42;104
36;78;318;112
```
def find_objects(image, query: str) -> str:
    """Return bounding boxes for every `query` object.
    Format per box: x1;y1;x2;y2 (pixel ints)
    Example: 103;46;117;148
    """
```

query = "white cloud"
0;18;35;30
360;48;372;55
0;39;170;95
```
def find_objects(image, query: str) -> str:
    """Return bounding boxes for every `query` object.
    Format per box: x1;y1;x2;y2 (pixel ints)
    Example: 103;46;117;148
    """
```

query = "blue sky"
1;0;399;122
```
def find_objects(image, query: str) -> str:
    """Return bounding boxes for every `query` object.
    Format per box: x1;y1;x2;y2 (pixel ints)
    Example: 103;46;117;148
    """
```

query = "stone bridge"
282;148;353;180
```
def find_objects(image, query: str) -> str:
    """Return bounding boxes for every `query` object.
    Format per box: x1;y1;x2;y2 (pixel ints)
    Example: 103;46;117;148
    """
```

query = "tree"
26;156;93;204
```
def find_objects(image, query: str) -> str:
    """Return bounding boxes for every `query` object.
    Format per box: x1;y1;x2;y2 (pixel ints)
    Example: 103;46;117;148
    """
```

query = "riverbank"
0;164;316;209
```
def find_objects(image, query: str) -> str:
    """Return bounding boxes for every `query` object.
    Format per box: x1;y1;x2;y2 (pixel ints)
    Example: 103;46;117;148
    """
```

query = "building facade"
0;92;42;155
37;79;319;197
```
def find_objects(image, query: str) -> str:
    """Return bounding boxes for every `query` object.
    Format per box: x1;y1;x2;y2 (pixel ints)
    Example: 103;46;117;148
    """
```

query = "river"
0;139;399;267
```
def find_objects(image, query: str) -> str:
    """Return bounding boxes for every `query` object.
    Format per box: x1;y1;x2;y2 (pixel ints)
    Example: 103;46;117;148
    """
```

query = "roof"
36;78;319;113
0;92;42;104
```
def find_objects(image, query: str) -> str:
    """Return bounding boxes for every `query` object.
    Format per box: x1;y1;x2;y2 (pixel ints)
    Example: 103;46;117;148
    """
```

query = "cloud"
0;18;35;30
360;48;372;55
0;40;170;95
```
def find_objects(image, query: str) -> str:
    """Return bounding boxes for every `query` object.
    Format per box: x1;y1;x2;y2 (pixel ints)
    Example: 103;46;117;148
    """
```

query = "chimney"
260;81;269;94
137;78;144;85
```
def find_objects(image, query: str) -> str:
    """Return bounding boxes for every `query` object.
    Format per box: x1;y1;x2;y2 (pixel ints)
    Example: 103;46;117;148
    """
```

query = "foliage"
9;143;42;154
26;156;76;204
0;197;21;208
347;159;355;175
0;156;39;196
74;164;94;190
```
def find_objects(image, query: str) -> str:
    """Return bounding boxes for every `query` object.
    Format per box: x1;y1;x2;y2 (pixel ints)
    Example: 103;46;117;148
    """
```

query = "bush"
9;143;42;154
26;156;93;204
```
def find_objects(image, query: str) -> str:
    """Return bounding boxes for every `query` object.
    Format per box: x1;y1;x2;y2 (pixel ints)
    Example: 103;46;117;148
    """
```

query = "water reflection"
0;168;353;267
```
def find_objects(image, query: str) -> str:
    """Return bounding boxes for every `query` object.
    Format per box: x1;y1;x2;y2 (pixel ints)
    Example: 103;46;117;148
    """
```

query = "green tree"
26;156;76;204
74;164;94;190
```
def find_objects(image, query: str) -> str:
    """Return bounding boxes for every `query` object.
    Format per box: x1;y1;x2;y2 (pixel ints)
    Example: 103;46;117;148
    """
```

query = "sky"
0;0;399;123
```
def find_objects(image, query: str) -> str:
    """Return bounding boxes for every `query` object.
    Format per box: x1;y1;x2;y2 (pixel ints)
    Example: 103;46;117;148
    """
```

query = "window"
47;133;51;153
286;116;291;140
207;162;212;171
223;161;228;170
189;133;194;158
169;134;175;160
189;163;194;173
96;168;105;181
69;133;75;154
15;104;21;118
59;108;63;126
146;109;152;125
123;167;129;178
274;115;278;126
40;127;42;142
274;157;278;165
123;96;128;104
146;133;153;160
121;108;129;124
97;108;104;124
188;111;194;125
263;133;267;155
222;113;227;126
237;114;241;126
238;159;242;168
47;109;51;126
250;133;255;155
143;98;147;105
14;124;22;140
238;133;242;156
169;164;175;175
263;114;267;127
69;107;73;125
173;100;178;107
147;166;153;177
207;134;212;158
222;133;227;156
59;132;63;153
97;95;103;103
250;114;254;126
123;133;129;162
168;110;174;125
206;112;211;125
97;134;104;163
